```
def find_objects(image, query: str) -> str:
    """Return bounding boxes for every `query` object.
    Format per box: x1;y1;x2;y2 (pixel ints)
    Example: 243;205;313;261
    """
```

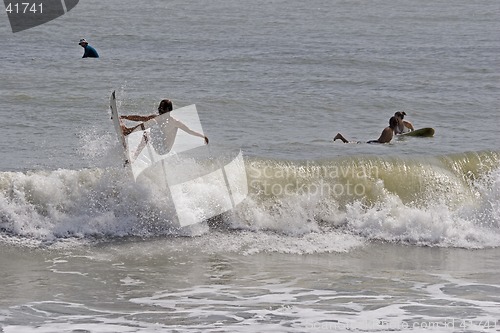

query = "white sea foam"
0;153;499;251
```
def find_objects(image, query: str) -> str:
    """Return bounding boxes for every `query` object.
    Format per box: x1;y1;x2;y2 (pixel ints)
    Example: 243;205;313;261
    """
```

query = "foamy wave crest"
0;167;206;247
0;151;499;250
232;151;500;249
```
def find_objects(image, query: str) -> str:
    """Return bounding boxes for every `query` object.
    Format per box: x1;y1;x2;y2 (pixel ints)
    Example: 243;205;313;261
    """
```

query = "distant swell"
0;150;499;250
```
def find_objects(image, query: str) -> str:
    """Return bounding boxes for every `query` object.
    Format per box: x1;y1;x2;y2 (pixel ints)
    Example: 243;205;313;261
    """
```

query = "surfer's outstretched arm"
175;119;209;144
120;115;157;122
119;115;158;136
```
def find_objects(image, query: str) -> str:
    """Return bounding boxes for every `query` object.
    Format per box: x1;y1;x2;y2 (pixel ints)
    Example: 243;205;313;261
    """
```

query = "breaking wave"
0;150;499;251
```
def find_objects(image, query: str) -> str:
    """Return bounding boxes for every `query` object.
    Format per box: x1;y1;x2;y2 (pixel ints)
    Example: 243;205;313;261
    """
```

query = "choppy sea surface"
0;0;499;332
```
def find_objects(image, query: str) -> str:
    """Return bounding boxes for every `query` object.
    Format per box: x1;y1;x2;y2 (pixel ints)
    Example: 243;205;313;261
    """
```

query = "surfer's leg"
334;133;349;143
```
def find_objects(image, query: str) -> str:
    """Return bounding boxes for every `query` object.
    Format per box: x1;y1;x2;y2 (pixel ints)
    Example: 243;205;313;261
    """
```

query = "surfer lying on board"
120;99;209;144
334;116;398;144
394;111;414;134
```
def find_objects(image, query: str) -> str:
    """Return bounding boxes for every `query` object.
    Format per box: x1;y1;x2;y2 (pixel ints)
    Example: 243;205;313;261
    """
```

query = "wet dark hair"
389;116;398;129
158;99;173;114
394;111;406;119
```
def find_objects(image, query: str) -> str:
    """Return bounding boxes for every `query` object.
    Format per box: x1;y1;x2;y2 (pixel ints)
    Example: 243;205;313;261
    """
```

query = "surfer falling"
120;99;209;146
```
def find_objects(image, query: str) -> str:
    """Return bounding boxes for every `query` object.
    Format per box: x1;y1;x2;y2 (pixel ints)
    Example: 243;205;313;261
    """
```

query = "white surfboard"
109;91;129;164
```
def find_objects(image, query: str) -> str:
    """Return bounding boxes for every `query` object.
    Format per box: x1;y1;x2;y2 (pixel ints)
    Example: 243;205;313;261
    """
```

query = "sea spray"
0;151;499;250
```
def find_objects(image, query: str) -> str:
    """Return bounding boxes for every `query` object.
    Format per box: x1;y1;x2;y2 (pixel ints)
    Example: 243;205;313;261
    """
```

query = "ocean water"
1;0;499;332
